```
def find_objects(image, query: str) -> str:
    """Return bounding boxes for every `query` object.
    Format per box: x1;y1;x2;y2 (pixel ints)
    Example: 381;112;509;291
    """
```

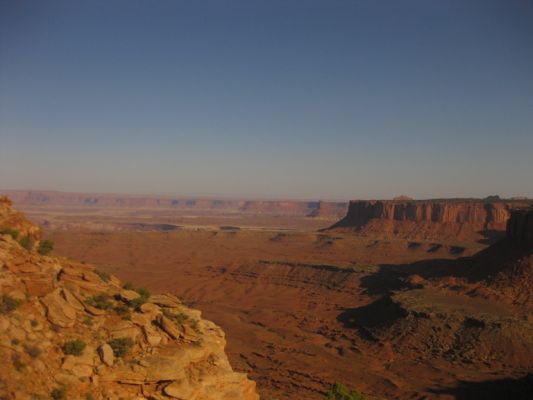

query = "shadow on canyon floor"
428;374;533;400
477;229;506;245
357;257;463;296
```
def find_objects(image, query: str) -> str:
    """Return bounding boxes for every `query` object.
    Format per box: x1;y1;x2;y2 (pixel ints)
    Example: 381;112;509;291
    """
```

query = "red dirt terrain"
4;191;531;399
40;201;533;400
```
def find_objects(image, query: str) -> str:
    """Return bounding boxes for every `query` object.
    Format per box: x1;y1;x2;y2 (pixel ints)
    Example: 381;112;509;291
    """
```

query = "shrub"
86;293;113;310
63;339;86;356
122;286;150;308
51;387;67;400
162;308;188;324
11;353;25;371
19;235;33;251
123;282;134;290
326;383;367;400
94;269;111;283
37;239;54;255
114;304;131;319
24;345;42;358
0;227;19;239
108;337;134;358
130;287;150;307
0;294;22;314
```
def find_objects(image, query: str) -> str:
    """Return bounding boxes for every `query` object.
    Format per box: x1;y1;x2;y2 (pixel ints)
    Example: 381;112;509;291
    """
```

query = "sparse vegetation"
0;227;19;239
123;282;134;290
0;294;22;314
63;339;87;356
162;308;189;324
325;383;368;400
130;287;150;307
37;239;54;255
51;386;67;400
24;345;42;358
11;353;25;371
108;337;134;358
94;268;111;282
18;235;33;251
121;285;150;308
114;304;131;319
86;293;113;310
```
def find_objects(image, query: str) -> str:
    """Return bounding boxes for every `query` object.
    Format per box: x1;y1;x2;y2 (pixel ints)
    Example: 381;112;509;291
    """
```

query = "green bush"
0;227;19;239
114;304;131;319
63;339;87;356
85;293;113;310
0;295;22;314
19;235;33;251
108;337;134;358
37;239;54;255
51;387;67;400
326;383;367;400
121;286;150;308
162;308;189;324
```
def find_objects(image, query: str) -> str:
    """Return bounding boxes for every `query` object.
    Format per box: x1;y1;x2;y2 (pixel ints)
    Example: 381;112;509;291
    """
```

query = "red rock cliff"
329;199;533;242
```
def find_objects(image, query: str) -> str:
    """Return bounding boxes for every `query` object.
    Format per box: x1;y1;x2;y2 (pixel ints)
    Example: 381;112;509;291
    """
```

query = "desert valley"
2;2;532;399
1;190;532;399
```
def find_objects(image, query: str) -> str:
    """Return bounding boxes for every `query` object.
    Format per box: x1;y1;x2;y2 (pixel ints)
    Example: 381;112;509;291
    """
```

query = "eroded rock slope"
0;196;258;400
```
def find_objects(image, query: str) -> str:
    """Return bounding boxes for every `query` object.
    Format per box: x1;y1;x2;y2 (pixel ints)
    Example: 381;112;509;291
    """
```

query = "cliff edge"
0;197;259;400
328;199;532;242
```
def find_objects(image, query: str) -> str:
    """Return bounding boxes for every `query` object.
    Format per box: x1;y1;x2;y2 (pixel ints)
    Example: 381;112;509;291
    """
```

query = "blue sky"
1;0;532;200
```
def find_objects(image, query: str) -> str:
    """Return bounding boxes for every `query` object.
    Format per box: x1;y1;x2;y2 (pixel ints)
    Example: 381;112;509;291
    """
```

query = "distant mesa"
305;200;347;219
327;198;533;243
0;190;347;218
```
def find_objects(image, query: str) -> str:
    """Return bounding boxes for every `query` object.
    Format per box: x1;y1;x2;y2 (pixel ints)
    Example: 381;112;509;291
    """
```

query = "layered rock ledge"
0;198;259;400
328;199;533;242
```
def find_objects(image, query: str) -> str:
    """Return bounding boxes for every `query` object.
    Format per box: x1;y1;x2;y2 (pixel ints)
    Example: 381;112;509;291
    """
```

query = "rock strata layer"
0;198;259;400
329;199;533;242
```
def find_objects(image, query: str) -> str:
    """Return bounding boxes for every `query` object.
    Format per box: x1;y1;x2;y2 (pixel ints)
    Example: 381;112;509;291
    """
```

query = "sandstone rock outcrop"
0;199;259;400
0;196;42;241
328;199;533;242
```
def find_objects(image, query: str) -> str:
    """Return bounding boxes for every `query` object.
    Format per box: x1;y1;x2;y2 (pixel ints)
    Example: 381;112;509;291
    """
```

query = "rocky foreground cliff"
329;199;533;242
0;197;258;400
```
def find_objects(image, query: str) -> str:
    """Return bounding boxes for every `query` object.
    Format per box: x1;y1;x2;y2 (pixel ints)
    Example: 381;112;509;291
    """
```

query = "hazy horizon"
1;0;532;199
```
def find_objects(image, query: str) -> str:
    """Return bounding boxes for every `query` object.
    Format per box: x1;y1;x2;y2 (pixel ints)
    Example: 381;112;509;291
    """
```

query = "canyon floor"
13;202;532;399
